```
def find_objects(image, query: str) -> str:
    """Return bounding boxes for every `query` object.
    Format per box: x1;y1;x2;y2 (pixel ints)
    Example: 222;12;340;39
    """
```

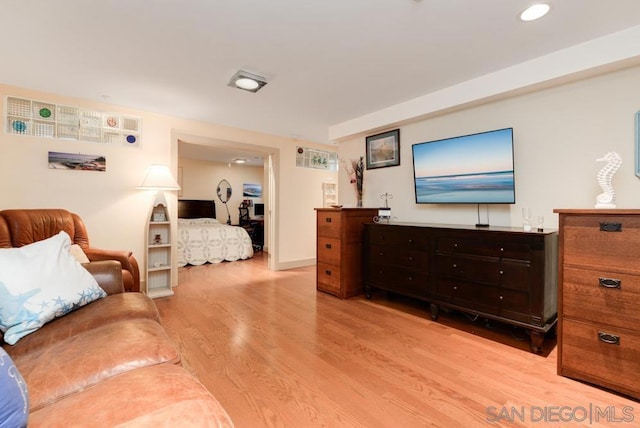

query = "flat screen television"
412;127;515;204
254;203;265;216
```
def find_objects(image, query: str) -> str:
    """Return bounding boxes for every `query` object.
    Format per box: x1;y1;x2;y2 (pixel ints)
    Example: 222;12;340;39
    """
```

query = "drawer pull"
598;332;620;345
599;222;622;232
599;277;621;289
325;217;332;223
325;243;332;249
408;256;413;261
325;270;332;276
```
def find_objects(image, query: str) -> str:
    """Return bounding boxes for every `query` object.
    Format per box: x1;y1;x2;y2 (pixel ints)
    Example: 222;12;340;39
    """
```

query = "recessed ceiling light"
520;3;550;21
228;70;267;93
233;158;247;164
235;78;259;91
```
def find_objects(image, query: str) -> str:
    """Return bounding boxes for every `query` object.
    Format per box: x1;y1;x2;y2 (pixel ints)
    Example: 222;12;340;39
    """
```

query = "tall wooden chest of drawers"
316;208;377;299
555;209;640;399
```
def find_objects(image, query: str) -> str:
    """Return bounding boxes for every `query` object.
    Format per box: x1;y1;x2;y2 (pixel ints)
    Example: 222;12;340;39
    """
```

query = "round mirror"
217;179;232;203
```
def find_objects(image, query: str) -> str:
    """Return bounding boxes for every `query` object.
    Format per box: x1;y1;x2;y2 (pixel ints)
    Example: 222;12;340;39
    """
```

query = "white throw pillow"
0;231;106;345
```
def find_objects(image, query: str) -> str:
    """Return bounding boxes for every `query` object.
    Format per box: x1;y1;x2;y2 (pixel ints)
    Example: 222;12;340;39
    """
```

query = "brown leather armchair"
0;209;140;292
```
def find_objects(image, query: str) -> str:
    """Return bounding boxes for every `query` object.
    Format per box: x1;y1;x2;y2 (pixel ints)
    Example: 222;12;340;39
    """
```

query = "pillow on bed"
178;218;220;226
0;231;106;345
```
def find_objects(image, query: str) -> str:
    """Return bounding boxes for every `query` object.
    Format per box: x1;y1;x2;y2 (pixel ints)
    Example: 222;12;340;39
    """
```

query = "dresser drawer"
498;289;531;324
317;211;342;238
317;262;341;295
366;225;429;250
499;260;531;292
367;265;428;298
560;318;640;399
562;215;640;274
436;254;532;292
436;255;501;285
562;267;640;329
436;236;531;260
370;246;428;270
317;237;341;265
434;279;499;315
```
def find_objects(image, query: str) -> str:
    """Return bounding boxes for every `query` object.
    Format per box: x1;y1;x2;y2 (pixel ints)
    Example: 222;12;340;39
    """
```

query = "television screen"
254;203;265;216
412;128;515;204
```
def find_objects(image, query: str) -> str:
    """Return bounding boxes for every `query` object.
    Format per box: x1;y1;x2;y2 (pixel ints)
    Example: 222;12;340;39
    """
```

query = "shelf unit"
145;195;174;298
322;182;338;208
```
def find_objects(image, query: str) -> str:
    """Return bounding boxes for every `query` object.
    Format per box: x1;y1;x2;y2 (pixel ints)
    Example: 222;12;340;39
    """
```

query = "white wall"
178;158;264;225
338;65;640;229
0;84;337;290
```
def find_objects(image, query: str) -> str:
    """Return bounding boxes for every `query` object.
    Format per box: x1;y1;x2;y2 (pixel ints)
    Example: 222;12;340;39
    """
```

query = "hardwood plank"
155;254;638;427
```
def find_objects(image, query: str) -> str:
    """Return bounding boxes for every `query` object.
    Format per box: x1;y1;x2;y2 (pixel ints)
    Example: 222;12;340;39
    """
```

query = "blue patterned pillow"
0;231;107;345
0;347;29;427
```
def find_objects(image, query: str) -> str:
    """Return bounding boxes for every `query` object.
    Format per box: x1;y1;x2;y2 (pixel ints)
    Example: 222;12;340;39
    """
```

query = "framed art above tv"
412;128;515;204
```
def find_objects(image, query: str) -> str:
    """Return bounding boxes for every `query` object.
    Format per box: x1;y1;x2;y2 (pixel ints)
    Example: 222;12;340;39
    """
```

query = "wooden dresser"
316;208;377;299
364;222;558;352
555;209;640;399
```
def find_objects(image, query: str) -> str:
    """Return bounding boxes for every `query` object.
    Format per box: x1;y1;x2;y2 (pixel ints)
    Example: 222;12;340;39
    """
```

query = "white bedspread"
177;218;253;267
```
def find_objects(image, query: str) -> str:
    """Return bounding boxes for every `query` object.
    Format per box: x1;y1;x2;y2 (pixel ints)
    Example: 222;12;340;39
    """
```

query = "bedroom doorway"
174;132;279;272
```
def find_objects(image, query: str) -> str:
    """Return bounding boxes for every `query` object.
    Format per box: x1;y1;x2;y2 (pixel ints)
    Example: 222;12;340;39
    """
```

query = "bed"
177;199;253;266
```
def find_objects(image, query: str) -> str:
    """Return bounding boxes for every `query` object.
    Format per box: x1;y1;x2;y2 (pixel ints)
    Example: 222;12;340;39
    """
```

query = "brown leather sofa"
0;209;140;292
0;210;233;426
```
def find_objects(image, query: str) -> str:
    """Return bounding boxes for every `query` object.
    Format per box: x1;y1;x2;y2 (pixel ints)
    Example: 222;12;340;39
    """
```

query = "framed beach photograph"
243;183;262;198
48;151;106;172
366;129;400;169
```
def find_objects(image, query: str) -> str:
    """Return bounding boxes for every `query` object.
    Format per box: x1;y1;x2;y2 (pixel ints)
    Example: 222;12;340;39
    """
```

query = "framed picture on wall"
48;151;106;172
366;129;400;169
243;183;262;198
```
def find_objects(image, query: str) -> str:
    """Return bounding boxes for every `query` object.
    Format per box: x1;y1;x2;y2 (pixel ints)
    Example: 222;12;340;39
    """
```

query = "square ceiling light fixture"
228;70;267;93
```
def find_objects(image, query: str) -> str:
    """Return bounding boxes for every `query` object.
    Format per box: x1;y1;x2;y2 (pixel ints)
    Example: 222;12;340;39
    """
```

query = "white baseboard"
275;258;316;271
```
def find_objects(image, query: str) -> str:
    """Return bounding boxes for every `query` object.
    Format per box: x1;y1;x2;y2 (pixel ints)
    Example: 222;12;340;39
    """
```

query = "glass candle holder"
522;208;532;231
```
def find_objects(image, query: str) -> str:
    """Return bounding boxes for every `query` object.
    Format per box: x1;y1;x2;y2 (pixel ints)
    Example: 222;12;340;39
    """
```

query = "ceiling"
179;140;265;167
3;1;640;146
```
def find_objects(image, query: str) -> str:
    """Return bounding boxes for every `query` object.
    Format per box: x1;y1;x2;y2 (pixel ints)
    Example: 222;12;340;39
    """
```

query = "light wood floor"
155;254;638;427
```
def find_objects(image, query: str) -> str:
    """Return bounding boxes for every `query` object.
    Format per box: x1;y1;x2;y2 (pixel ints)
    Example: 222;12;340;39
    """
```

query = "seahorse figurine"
595;151;622;208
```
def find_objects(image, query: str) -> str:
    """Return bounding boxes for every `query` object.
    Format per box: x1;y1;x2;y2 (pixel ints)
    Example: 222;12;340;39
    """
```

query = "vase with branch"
341;156;364;207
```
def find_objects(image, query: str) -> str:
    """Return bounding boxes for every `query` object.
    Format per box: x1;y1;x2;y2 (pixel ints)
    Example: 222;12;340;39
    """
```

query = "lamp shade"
137;164;181;190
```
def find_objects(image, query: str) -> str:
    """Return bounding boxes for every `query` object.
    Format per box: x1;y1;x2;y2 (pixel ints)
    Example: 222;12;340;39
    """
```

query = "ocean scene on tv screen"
413;128;515;204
